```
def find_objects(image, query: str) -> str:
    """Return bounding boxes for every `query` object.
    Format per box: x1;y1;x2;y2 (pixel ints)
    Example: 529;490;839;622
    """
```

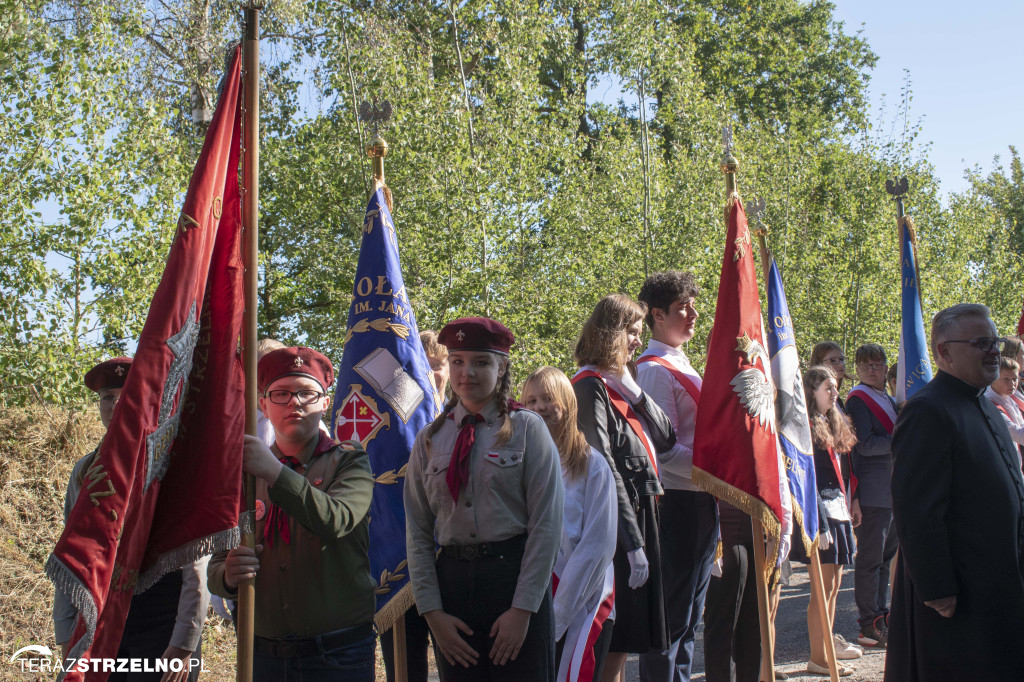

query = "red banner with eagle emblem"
47;47;244;679
693;195;785;565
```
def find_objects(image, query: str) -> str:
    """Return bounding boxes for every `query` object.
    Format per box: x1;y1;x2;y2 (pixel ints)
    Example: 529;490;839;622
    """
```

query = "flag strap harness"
571;370;658;476
636;355;701;406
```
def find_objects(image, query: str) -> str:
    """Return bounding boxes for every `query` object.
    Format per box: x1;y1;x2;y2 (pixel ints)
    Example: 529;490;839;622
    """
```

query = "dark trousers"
853;505;898;626
703;510;760;682
434;550;555;681
381;608;431;682
252;630;375;682
109;571;201;682
555;616;614;682
639;490;719;682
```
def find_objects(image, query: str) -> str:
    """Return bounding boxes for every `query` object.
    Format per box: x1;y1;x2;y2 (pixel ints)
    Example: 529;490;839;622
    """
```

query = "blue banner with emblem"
896;220;932;403
331;189;441;631
766;258;820;554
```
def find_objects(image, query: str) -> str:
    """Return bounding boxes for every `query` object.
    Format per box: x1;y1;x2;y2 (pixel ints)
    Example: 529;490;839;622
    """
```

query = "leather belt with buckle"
253;623;374;658
441;533;527;561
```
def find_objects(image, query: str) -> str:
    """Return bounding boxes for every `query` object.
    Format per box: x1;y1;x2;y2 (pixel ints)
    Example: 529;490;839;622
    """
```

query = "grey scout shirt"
405;400;564;616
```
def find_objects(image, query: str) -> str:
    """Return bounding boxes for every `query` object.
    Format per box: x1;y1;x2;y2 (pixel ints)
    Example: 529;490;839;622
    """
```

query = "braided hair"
492;361;514;447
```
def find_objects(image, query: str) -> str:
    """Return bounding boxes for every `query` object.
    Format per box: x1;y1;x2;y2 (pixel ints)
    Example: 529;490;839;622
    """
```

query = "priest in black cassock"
886;303;1024;681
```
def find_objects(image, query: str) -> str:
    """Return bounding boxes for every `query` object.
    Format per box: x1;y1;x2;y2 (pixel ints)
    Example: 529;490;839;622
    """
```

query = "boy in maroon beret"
208;346;377;681
56;357;210;679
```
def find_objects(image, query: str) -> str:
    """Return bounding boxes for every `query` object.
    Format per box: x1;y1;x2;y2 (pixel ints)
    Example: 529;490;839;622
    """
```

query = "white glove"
604;371;643;403
711;556;724;578
773;535;791;568
626;548;649;589
818;530;833;551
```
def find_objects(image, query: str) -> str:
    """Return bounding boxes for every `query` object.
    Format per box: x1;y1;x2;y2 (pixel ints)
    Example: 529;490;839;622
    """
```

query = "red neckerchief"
263;430;336;547
572;370;658;476
444;399;522;503
637;354;702;407
446;412;483;502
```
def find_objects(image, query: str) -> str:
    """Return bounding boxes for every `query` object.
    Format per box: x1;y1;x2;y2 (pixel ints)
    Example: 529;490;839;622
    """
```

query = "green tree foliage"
1;0;1020;405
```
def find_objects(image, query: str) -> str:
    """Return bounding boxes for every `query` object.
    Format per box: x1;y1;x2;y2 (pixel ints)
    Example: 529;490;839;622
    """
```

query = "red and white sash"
552;572;615;682
636;354;702;407
572;369;658;476
847;385;896;434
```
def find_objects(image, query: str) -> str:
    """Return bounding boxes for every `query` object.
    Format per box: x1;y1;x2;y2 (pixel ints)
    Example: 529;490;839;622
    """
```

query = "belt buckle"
462;545;478;560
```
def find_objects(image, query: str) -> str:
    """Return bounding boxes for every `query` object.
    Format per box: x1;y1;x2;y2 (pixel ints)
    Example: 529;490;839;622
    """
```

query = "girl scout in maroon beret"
572;295;676;682
404;317;564;681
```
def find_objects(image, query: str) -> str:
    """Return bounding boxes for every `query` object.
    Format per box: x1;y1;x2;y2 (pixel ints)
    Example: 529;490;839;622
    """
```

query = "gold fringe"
723;190;743;225
693;467;782;585
790;500;817;559
374;581;415;633
383;185;394;213
898;214;918;244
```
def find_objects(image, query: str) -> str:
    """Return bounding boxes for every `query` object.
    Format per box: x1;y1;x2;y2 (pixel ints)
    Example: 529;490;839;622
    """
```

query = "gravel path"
621;563;887;681
421;563;888;681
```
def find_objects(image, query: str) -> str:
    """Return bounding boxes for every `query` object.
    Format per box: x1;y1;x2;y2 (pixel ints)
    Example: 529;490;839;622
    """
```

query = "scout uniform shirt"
404;399;564;616
208;431;376;638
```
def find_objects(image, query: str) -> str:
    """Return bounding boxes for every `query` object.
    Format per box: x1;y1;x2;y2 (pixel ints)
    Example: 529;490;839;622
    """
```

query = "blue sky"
831;0;1023;195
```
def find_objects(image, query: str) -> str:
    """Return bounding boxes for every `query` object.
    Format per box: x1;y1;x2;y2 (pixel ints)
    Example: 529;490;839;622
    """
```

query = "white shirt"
985;387;1024;446
552;447;617;641
635;339;703;491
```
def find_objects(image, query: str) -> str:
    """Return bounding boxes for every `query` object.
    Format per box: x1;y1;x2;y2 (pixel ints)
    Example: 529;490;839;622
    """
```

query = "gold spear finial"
360;99;393;210
721;125;739;197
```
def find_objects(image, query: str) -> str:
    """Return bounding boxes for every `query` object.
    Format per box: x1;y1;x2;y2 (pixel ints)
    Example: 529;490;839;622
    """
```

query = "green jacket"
208;437;376;637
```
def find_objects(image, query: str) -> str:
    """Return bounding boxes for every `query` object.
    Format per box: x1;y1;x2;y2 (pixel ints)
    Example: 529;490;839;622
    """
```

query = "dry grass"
0;406;403;681
0;406;102;668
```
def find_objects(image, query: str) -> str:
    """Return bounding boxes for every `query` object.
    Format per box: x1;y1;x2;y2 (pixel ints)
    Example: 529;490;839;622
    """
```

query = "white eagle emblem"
730;333;776;432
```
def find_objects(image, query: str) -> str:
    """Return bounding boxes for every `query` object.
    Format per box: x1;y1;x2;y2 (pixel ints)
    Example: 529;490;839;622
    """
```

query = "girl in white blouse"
522;366;617;682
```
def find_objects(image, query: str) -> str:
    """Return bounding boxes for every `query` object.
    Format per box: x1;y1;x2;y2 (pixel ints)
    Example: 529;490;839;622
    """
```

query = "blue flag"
896;222;933;402
331;189;440;631
766;258;820;554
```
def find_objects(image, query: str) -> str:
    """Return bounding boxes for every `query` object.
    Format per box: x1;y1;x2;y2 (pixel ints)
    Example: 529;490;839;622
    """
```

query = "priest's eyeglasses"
265;389;325;405
942;337;1005;353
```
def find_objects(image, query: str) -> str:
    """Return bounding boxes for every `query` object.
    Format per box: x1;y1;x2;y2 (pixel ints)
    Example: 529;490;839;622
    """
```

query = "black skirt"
791;517;856;566
608;494;669;653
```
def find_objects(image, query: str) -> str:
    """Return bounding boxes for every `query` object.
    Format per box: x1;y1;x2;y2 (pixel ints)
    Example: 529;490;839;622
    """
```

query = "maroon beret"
84;357;133;392
438;317;515;355
258;346;334;393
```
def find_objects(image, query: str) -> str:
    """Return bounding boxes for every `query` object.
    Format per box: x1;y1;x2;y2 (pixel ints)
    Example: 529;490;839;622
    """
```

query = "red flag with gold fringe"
47;46;245;679
692;196;785;562
1016;294;1024;337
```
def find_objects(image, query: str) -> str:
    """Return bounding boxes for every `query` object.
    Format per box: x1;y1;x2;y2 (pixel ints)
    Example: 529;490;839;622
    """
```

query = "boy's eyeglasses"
857;362;886;372
265;389;325;405
942;337;1006;353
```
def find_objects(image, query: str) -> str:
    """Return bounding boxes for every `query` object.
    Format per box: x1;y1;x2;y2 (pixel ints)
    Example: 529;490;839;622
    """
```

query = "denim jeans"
253;630;375;682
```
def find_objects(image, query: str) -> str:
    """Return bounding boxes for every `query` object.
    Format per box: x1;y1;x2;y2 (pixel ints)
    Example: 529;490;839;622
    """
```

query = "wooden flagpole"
237;4;262;681
720;136;774;682
362;101;408;682
747;200;840;682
